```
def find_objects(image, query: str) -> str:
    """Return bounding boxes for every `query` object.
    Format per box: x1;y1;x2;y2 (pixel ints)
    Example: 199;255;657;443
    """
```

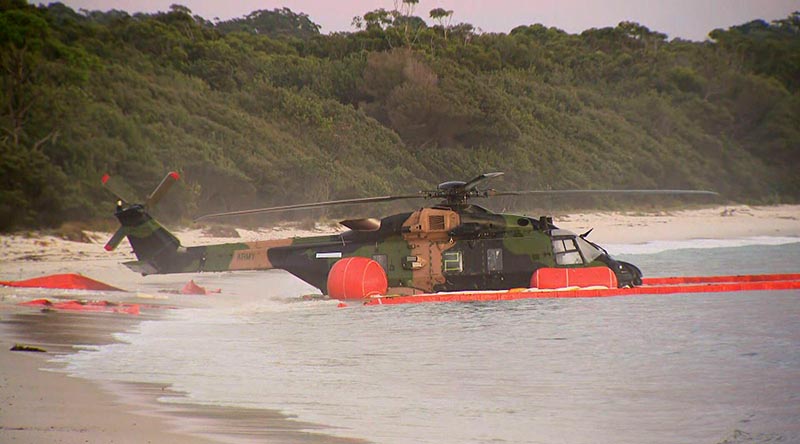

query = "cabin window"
443;251;463;273
487;248;503;272
552;238;584;265
372;254;388;272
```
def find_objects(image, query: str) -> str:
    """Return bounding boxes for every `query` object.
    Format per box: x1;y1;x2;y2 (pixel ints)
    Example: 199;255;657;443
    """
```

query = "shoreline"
0;311;220;444
1;204;799;443
0;309;368;444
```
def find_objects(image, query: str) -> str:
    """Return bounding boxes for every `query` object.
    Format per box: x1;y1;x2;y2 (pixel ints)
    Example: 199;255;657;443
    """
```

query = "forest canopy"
1;1;798;231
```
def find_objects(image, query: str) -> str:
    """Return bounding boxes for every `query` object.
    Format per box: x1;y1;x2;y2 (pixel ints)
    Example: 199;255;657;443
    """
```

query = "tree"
2;2;799;232
395;0;422;46
216;8;321;39
0;8;51;146
429;7;453;40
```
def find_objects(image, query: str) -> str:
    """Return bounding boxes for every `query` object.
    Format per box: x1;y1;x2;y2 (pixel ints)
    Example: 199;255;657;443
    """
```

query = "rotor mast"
424;172;504;206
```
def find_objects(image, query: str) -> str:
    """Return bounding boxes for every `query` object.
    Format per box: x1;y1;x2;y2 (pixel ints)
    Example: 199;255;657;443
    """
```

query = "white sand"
551;204;800;244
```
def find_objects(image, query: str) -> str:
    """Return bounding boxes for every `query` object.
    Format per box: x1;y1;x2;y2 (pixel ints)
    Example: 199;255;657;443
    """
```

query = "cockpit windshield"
575;235;603;263
551;229;605;265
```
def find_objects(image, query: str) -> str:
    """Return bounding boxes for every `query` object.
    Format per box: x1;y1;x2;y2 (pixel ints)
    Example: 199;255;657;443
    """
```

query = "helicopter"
103;172;717;298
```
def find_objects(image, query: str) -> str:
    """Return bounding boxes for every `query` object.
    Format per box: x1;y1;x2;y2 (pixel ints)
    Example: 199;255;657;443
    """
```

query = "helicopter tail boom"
103;172;321;276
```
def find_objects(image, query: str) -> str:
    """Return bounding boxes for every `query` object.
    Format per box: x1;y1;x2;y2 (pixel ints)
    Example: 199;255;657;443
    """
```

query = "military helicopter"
103;172;717;298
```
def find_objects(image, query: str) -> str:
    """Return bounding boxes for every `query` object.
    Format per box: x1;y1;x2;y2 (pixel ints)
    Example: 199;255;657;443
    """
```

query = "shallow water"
60;239;800;444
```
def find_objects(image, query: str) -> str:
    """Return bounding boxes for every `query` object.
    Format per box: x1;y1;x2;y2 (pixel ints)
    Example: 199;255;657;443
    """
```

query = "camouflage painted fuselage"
116;203;640;294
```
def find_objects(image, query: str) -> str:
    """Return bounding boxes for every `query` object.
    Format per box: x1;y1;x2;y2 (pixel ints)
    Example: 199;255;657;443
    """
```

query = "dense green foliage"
1;1;798;231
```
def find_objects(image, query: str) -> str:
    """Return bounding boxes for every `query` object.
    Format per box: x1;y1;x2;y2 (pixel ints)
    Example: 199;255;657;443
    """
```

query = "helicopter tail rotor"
102;173;182;269
101;174;131;252
104;226;128;251
145;171;180;209
101;172;180;251
101;173;134;205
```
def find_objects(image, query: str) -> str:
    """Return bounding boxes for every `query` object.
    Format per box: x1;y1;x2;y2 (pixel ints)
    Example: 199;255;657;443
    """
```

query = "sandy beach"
0;313;222;444
0;312;368;444
0;220;367;444
1;204;799;443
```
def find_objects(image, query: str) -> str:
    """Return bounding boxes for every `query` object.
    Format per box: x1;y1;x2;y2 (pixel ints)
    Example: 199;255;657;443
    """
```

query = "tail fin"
103;172;182;275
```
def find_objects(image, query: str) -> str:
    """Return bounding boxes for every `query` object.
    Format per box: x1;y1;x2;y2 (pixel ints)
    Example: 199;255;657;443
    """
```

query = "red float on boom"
364;273;800;306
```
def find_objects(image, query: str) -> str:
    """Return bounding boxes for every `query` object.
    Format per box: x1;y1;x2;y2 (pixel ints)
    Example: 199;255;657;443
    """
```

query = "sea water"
59;238;800;444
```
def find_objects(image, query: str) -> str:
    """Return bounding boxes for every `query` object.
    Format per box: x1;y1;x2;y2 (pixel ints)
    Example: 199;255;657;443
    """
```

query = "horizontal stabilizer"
123;260;160;276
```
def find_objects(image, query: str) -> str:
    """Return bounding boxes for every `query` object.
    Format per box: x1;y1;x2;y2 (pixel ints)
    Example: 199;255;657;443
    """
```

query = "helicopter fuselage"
119;203;642;294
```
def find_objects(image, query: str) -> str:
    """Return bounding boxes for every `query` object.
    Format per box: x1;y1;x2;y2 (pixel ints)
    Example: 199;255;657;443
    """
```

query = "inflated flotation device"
327;257;388;299
19;299;140;315
0;273;124;291
531;267;618;289
180;280;221;295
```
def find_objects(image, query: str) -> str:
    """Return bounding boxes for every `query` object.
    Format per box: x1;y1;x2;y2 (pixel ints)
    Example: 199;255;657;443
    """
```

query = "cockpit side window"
552;238;584;265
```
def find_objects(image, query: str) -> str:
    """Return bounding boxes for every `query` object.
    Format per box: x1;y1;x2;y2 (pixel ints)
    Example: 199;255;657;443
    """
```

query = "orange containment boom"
19;299;140;315
363;273;800;306
0;273;124;291
641;273;800;285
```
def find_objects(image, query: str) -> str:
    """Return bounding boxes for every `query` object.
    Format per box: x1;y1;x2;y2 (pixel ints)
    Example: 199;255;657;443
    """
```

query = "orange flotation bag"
327;257;388;299
531;267;618;289
0;273;124;291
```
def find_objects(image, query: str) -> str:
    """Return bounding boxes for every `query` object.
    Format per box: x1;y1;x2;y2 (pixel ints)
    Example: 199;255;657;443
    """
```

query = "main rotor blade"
493;189;719;197
145;171;180;209
463;172;504;191
194;194;423;222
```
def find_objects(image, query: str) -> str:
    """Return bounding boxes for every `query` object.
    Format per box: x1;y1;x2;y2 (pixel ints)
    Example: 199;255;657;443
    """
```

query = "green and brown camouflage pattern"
114;202;641;293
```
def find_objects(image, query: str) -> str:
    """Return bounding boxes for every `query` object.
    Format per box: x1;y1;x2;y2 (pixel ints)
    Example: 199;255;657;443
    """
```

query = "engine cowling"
327;257;388;299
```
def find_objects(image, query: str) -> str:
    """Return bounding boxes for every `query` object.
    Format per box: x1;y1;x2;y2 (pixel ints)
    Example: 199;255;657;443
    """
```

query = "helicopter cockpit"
550;229;604;265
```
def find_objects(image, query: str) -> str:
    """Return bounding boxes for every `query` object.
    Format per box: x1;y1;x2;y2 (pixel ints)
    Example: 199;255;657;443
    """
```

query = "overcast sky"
51;0;800;41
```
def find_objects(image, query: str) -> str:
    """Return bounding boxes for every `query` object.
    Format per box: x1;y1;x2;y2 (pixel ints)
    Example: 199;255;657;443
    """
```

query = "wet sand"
1;204;799;443
0;310;368;444
0;311;221;444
